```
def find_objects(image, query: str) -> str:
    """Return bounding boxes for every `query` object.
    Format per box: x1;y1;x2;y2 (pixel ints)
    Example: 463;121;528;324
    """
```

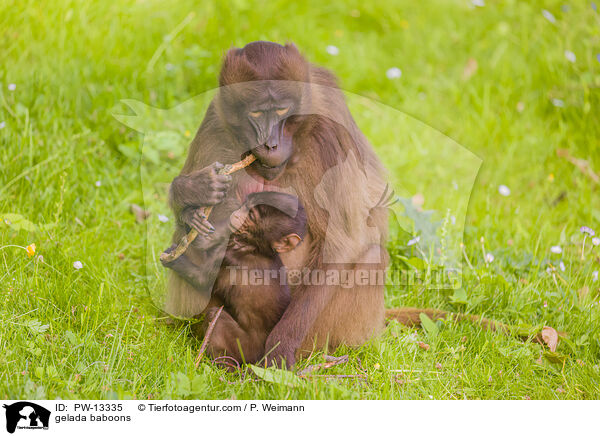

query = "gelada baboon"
163;191;307;364
165;41;494;367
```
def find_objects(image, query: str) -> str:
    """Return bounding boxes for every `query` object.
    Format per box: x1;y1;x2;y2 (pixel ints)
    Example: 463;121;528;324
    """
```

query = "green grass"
1;0;599;399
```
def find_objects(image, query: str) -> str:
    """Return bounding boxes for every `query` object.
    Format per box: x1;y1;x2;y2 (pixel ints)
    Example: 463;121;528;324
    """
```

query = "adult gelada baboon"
166;41;402;367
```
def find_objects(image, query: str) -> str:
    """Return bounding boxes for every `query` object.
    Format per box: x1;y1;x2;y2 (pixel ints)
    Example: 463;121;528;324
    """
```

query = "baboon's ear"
272;233;303;253
219;47;257;87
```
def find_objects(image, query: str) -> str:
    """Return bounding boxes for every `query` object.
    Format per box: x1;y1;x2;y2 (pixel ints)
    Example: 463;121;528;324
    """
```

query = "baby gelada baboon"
163;191;306;364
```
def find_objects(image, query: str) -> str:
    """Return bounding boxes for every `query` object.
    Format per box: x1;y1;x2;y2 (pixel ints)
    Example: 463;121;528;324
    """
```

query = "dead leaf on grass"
541;326;559;352
418;341;430;351
130;204;150;223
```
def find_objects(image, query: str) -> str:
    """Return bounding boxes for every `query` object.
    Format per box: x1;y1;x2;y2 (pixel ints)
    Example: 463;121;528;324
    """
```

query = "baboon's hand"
175;162;232;208
182;208;215;236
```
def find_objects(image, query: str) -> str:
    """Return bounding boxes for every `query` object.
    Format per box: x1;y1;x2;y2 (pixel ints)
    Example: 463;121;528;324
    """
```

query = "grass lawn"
1;0;599;399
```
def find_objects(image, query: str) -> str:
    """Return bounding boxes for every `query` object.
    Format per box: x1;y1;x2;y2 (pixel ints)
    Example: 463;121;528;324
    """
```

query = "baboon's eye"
249;111;262;118
248;208;259;222
276;107;290;116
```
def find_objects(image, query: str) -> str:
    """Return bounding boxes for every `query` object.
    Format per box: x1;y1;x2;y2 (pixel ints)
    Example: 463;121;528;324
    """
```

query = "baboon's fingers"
190;217;214;236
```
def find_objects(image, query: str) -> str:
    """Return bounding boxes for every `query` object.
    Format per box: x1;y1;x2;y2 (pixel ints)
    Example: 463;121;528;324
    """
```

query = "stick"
298;374;366;380
195;305;224;368
297;355;349;376
160;154;257;263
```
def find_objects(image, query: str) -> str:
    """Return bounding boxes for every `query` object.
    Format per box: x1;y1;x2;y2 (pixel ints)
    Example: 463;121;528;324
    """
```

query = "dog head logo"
3;402;50;434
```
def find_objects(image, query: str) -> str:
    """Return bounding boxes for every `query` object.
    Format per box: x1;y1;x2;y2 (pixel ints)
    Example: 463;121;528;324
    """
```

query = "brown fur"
167;192;307;364
169;42;507;367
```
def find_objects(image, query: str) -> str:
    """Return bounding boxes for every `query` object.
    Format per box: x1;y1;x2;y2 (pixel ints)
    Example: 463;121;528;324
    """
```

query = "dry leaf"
556;148;599;184
411;193;425;209
541;326;559;352
130;204;150;223
418;341;430;351
462;58;478;80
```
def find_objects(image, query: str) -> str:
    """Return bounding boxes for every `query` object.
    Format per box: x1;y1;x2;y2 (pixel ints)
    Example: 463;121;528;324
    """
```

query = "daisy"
386;67;402;79
407;236;420;246
498;185;511;196
550;246;562;254
325;45;339;56
564;51;576;63
542;9;556;23
580;226;595;260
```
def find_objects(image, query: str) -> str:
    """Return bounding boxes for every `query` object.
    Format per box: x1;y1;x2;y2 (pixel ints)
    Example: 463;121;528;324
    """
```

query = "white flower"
471;0;485;6
7;83;16;91
542;9;556;23
158;214;169;223
0;121;5;129
325;45;339;56
580;226;595;236
95;181;101;187
552;98;565;107
407;236;420;246
485;252;495;263
564;50;576;63
386;67;402;79
498;185;511;196
550;245;562;254
593;237;600;246
559;261;566;272
73;261;83;270
593;271;598;282
165;63;174;71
